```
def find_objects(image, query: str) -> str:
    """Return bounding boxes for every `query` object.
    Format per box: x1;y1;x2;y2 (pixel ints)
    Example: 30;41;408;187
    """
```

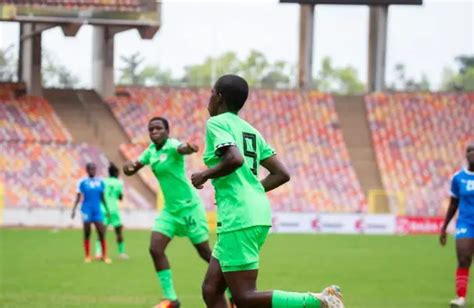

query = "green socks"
225;288;233;301
95;240;102;256
157;269;178;301
97;240;126;255
118;242;125;254
272;290;321;308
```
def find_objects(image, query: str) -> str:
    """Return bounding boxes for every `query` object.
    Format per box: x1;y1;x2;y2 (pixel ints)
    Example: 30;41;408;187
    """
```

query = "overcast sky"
0;0;472;89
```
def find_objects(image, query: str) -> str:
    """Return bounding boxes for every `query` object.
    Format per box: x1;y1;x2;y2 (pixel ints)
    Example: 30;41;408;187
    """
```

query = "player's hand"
191;171;208;189
439;228;447;246
187;143;199;153
123;160;136;175
71;211;75;219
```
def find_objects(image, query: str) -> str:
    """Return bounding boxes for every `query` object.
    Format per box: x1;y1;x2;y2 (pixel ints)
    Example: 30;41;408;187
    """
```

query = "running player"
191;74;344;308
71;162;111;264
95;163;129;260
123;117;212;308
440;143;474;307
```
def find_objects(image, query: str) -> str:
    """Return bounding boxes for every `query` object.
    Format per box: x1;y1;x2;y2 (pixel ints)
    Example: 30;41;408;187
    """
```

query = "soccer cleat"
450;296;466;307
84;256;92;263
118;253;130;260
102;257;112;264
153;299;181;308
310;285;344;308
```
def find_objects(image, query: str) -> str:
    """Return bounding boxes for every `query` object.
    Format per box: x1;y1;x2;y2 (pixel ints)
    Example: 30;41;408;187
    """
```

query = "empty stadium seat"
365;93;474;216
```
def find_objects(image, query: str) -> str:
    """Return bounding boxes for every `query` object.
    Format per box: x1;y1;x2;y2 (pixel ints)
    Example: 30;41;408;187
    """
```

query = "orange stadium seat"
108;87;367;213
365;93;474;216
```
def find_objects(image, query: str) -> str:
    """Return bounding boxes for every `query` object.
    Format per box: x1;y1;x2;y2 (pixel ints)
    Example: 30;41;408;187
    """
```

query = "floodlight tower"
280;0;422;92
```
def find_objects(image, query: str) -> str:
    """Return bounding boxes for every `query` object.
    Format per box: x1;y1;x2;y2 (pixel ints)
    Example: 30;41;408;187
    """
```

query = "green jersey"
203;112;276;233
103;177;123;213
139;138;200;213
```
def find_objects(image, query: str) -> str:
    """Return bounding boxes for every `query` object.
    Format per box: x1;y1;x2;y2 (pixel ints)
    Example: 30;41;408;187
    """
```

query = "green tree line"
1;46;472;93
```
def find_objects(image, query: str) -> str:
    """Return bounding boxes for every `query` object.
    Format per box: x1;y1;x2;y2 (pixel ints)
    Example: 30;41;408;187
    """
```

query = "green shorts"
103;210;122;228
213;226;270;272
153;204;209;245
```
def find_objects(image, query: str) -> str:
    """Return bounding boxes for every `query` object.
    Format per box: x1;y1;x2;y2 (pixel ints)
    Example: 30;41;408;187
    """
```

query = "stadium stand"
108;87;367;213
0;142;148;209
0;95;72;143
365;92;474;216
0;83;149;210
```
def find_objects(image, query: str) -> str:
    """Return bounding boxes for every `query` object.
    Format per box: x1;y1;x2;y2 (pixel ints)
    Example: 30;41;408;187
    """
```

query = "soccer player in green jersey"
191;75;344;308
123;117;212;308
95;163;129;260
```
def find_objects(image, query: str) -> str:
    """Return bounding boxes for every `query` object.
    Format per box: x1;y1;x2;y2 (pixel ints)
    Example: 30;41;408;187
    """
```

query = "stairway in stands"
334;95;389;213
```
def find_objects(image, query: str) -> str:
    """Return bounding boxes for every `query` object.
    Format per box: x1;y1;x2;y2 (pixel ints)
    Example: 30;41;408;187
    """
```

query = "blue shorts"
455;221;474;239
81;206;103;223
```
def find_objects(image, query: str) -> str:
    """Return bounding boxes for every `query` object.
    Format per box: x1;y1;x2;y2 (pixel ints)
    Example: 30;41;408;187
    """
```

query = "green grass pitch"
0;228;468;307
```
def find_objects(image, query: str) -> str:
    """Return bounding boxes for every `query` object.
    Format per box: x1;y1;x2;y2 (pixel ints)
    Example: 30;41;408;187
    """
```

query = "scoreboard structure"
0;0;161;97
279;0;422;92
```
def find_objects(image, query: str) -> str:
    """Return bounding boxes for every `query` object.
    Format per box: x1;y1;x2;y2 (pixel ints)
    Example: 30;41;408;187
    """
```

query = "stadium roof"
0;0;161;27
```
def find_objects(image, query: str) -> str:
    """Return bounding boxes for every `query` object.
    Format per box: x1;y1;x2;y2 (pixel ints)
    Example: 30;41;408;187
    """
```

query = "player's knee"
201;281;218;303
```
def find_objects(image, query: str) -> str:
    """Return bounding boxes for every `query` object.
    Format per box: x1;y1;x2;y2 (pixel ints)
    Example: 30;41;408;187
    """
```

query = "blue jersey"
451;168;474;225
77;177;105;212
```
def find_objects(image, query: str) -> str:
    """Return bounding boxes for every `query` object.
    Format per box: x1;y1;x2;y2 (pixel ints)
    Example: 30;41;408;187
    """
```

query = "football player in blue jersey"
440;143;474;307
71;162;111;264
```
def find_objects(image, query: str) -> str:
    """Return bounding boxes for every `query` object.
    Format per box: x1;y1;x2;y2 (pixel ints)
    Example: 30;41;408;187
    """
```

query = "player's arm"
118;181;124;201
71;193;81;219
177;143;199;155
191;146;244;189
101;192;111;218
260;155;290;192
440;197;459;246
123;160;144;176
